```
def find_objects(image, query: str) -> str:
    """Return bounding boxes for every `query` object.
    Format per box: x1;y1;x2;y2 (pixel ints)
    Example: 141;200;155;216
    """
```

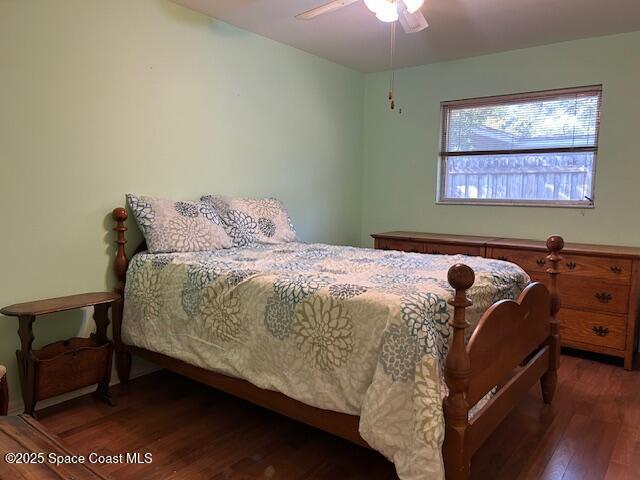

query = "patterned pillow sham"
126;194;232;253
200;195;298;247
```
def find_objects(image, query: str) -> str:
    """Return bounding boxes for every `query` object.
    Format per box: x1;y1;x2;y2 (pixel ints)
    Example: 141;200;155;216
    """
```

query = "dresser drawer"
531;274;630;315
491;248;633;283
561;254;632;284
490;248;549;273
423;243;483;256
375;239;425;253
559;308;626;351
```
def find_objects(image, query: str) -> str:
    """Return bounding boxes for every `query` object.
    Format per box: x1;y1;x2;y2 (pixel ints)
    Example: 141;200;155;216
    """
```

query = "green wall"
361;31;640;247
2;0;638;408
0;0;364;406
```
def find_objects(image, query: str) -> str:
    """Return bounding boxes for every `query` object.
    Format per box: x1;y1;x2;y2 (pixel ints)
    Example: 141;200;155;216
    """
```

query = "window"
438;85;602;207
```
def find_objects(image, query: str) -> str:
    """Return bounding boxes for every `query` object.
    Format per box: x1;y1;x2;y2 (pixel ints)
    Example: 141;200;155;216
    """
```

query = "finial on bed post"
541;235;563;404
443;263;475;480
112;207;132;385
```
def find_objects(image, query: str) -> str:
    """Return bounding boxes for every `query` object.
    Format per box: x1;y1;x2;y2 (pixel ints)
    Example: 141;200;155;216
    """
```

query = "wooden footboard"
443;236;563;479
110;207;562;480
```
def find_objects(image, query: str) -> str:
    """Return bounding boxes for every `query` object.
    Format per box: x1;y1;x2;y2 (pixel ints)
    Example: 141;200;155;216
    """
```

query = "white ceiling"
171;0;640;73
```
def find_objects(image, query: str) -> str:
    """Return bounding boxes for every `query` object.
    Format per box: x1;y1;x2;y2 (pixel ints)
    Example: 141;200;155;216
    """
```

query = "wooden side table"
0;292;120;416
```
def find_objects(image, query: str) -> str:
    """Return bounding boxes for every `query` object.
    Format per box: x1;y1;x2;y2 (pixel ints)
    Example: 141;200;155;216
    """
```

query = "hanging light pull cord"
389;21;396;110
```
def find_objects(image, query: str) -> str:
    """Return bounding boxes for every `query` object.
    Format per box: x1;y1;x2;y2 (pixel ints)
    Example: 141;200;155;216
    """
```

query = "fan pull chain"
389;21;396;110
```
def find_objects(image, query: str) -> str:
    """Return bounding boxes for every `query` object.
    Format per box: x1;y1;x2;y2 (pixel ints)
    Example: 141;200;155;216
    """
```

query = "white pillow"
127;194;232;253
200;195;298;247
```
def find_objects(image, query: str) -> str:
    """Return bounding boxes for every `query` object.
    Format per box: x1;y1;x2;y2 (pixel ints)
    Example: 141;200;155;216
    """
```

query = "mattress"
122;242;529;480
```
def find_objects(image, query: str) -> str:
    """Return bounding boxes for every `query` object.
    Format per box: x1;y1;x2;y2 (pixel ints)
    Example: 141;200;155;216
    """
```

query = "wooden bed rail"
443;236;563;479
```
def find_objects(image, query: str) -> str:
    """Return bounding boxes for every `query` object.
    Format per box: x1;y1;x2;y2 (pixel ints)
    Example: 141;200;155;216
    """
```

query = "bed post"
541;235;563;404
443;263;475;480
112;207;132;384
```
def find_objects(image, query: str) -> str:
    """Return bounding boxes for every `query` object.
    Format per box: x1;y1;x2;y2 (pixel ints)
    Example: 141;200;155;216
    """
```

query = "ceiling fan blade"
399;7;428;33
295;0;360;20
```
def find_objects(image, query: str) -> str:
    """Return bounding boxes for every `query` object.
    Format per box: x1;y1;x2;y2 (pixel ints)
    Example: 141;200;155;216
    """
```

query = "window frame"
437;85;603;208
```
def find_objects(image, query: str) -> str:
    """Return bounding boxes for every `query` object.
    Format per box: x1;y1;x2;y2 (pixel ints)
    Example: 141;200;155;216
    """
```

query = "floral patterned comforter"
123;242;529;480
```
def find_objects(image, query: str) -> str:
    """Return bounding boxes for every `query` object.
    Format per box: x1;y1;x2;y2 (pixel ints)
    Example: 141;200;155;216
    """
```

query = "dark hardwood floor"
38;351;640;480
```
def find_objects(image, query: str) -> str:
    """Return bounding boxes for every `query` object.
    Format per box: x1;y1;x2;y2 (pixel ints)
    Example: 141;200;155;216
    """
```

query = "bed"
110;207;563;480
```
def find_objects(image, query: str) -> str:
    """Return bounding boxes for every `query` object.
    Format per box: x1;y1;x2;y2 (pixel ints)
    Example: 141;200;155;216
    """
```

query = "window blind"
439;85;602;206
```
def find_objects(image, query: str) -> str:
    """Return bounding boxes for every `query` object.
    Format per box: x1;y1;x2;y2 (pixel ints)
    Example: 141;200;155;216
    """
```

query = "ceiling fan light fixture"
401;0;424;14
363;0;385;13
364;0;403;22
376;9;399;22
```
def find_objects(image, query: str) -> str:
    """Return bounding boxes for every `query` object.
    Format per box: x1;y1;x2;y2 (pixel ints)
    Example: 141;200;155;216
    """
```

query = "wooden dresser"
372;231;640;370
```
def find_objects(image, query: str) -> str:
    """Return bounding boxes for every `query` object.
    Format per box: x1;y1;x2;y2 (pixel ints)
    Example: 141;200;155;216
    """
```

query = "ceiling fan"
296;1;428;110
296;0;428;34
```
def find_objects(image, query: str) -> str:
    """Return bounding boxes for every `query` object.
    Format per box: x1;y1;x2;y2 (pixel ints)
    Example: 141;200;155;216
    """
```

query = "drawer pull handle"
536;258;546;266
464;251;471;256
610;266;623;274
595;292;613;303
592;326;609;337
566;261;577;270
431;250;441;254
498;256;508;261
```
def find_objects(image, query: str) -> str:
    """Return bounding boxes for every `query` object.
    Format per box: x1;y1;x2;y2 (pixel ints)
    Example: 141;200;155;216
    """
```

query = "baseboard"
7;363;159;416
